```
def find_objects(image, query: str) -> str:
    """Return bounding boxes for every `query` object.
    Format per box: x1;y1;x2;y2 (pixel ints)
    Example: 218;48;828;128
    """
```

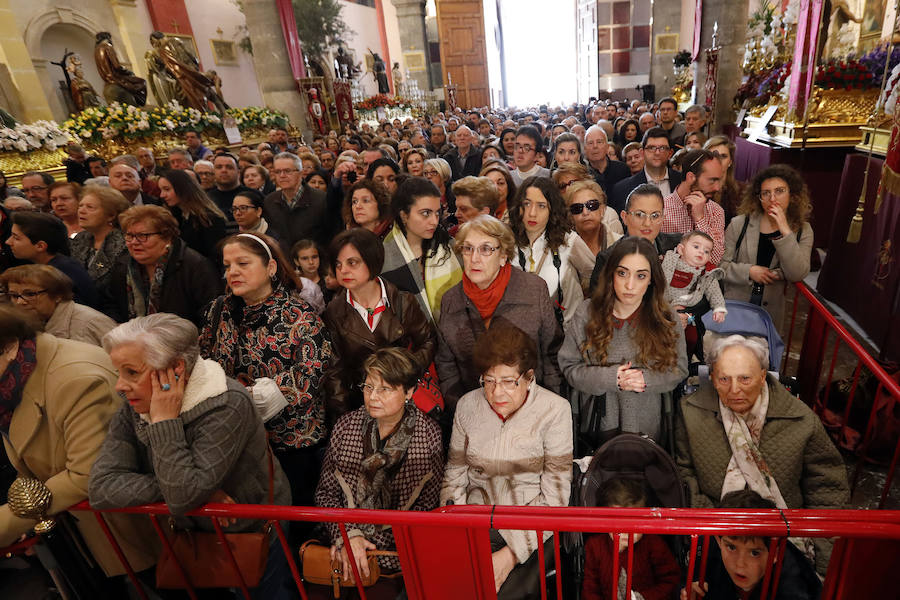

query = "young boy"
681;490;821;600
661;230;727;323
583;478;681;600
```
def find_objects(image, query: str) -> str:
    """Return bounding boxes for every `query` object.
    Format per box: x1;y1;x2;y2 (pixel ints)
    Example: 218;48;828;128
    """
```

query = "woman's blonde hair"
80;185;131;222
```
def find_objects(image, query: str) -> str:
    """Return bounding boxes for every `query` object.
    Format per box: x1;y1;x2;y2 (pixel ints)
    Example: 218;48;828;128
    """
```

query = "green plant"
292;0;352;60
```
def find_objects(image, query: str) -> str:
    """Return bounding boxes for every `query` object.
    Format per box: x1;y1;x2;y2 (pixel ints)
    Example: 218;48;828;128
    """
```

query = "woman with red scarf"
434;215;564;422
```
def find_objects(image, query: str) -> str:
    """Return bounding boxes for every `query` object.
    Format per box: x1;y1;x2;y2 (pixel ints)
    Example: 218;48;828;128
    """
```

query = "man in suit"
608;127;683;214
589;183;682;294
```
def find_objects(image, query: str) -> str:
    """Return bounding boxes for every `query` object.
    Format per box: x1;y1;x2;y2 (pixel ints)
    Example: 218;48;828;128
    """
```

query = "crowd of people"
0;97;844;600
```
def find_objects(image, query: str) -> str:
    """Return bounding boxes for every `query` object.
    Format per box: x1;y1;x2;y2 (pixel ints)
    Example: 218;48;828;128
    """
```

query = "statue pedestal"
856;126;892;157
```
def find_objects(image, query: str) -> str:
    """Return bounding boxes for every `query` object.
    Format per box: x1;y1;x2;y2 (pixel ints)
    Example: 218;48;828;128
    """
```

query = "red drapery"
277;0;306;81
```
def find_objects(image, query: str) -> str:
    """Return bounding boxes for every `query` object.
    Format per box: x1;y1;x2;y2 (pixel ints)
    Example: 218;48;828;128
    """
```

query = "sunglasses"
569;199;601;215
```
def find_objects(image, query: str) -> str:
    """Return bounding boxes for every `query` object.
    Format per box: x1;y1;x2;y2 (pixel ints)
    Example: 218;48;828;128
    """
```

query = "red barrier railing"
20;501;894;600
783;282;900;508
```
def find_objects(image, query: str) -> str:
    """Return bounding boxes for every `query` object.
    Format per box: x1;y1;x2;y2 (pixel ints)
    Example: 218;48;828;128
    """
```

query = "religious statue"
392;62;403;93
145;48;178;105
94;32;147;106
823;0;862;59
306;86;326;134
334;47;359;80
204;69;229;113
148;31;214;111
66;54;102;111
371;51;390;94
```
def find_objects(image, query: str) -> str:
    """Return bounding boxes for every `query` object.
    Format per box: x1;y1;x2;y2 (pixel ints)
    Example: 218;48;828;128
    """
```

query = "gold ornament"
7;476;56;534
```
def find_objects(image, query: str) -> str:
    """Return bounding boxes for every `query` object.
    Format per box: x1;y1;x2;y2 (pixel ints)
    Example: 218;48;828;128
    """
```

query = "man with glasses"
262;152;328;248
609;127;683;214
661;149;725;264
20;172;54;213
584;125;629;199
193;160;215;192
5;211;99;307
443;125;482;182
589;184;682;293
207;153;251;233
657;97;686;149
510;125;550;186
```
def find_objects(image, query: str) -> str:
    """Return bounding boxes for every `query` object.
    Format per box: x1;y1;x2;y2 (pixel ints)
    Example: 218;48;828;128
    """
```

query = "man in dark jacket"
443;125;482;181
608;127;683;214
584;125;630;199
64;143;92;184
206;153;251;233
262;152;328;248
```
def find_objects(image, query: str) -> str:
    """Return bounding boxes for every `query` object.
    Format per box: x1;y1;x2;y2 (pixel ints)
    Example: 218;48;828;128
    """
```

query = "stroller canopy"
701;300;785;371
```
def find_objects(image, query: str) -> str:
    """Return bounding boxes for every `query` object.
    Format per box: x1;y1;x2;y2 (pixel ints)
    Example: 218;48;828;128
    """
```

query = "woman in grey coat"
719;164;813;331
560;237;687;443
89;313;294;599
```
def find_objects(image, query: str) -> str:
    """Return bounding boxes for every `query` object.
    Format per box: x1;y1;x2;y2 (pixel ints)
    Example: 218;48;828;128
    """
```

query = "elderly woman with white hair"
423;157;455;224
89;313;294;598
674;334;849;573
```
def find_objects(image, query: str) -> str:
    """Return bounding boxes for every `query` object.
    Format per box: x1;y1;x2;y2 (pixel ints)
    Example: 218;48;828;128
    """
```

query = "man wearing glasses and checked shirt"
609;127;683;214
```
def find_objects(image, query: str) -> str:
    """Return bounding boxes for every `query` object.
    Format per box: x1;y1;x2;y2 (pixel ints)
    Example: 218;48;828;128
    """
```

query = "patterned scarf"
719;384;787;508
382;224;461;323
0;338;38;432
354;407;417;531
126;244;171;318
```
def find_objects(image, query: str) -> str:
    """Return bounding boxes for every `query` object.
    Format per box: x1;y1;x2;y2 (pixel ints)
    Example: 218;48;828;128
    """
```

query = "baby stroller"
697;299;786;378
563;433;686;600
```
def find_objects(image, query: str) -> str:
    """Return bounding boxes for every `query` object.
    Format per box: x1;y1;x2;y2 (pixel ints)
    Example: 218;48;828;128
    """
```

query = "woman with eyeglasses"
509;176;596;323
322;228;436;428
560;237;687;445
564;179;622;256
442;320;572;599
314;347;443;599
231;189;274;237
435;215;563;417
720;164;813;330
118;205;221;326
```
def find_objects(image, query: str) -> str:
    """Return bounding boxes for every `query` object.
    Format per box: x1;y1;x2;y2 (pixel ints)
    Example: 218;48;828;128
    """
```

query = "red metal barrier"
9;502;889;600
784;282;900;508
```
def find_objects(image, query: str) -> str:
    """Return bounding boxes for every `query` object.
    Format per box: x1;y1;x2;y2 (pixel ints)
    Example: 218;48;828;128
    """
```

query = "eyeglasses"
272;168;298;176
459;244;500;257
759;187;789;200
124;231;162;244
625;210;663;223
423;169;439;177
644;145;670;153
6;289;47;302
569;199;601;215
558;180;575;190
358;382;400;397
514;143;536;153
480;372;526;393
232;205;257;214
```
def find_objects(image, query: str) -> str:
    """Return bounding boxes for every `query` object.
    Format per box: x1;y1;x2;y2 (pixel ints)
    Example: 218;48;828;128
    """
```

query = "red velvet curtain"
277;0;306;81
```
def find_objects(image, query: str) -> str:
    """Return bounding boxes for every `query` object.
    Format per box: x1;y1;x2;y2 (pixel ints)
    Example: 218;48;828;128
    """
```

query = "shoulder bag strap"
733;216;751;263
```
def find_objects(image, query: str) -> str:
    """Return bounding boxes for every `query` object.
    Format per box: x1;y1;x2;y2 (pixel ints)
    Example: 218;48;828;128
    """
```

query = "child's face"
294;247;320;276
607;505;642;552
677;236;713;268
716;536;770;592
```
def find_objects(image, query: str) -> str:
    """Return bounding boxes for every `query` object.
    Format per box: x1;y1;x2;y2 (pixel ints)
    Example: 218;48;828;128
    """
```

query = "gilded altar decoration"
94;32;147;107
8;477;56;534
873;240;893;289
672;50;693;104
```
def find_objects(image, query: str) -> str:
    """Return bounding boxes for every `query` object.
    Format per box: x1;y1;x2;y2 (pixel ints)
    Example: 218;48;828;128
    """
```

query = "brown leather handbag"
299;540;399;597
155;446;276;589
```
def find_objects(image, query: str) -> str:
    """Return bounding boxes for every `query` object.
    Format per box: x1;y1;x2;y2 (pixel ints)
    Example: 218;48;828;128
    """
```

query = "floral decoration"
816;58;875;90
0;121;72;153
62;101;288;144
354;94;412;111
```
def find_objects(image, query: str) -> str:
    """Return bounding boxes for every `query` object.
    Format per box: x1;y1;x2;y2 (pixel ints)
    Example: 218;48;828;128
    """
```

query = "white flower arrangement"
0;120;72;153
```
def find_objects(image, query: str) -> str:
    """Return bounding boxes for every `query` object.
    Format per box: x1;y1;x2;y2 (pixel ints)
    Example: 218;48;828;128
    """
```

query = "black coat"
443;146;483;182
609;167;684;214
262;186;329;249
589;159;631;201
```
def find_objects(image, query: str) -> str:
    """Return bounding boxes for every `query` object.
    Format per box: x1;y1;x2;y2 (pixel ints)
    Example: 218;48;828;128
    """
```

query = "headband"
236;233;273;261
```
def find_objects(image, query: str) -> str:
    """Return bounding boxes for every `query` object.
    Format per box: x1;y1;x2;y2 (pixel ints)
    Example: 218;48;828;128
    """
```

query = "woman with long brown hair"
559;237;687;442
157;168;227;259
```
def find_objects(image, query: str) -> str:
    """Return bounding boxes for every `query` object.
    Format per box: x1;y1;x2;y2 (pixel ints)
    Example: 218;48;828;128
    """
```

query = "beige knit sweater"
441;382;573;563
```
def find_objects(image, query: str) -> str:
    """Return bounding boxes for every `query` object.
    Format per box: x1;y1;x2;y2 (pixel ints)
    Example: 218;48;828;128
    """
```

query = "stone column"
697;0;749;130
241;0;310;139
0;0;54;122
108;0;150;79
391;0;432;91
649;1;683;103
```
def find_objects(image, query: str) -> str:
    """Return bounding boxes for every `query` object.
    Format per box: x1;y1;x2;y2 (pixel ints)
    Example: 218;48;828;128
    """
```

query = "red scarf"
463;263;512;321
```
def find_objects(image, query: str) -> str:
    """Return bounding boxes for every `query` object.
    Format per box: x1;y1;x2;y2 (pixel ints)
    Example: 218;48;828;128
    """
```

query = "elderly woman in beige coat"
441;320;572;600
675;334;848;573
719;164;813;330
0;264;115;346
0;305;155;578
